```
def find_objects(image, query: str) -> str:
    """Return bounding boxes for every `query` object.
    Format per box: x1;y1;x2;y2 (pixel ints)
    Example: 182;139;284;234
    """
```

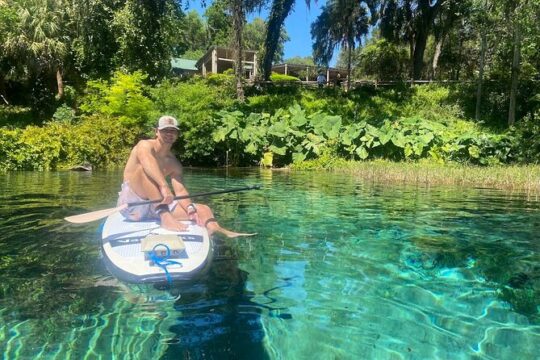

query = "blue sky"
185;1;333;64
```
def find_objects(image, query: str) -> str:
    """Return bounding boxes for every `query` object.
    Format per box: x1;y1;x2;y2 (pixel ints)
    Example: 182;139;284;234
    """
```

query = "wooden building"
195;46;258;80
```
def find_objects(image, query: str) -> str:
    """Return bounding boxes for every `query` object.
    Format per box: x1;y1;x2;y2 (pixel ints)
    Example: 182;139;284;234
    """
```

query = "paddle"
65;185;261;224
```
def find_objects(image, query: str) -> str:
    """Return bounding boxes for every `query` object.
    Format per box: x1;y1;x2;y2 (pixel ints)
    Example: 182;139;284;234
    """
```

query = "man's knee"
195;204;211;214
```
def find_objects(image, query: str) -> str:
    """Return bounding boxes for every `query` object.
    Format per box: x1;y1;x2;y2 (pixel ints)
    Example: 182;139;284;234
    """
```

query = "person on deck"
117;115;254;238
335;73;342;88
317;72;326;88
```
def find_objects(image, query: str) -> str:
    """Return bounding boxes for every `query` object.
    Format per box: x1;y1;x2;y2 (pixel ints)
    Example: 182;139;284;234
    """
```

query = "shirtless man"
117;115;254;238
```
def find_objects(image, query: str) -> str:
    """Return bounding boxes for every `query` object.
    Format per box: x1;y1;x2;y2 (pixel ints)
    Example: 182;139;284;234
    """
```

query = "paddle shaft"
127;185;261;207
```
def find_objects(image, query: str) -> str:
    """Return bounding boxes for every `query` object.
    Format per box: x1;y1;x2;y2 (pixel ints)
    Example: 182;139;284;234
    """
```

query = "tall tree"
430;0;468;80
261;0;296;81
112;0;183;81
0;1;20;101
470;0;495;121
244;17;288;63
205;0;232;46
69;0;121;80
380;0;447;80
506;0;530;126
223;0;264;101
6;0;69;98
311;0;377;90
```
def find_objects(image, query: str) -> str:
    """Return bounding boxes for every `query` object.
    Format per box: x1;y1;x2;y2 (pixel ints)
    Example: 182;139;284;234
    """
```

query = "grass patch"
291;159;540;195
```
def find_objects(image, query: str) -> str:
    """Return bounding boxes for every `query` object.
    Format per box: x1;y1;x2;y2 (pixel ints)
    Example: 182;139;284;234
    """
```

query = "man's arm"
169;165;193;213
170;164;202;225
136;141;173;203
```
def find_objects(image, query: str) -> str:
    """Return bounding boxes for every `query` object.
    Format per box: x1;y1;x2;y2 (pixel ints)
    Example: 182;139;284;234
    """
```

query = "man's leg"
127;167;187;232
171;203;256;238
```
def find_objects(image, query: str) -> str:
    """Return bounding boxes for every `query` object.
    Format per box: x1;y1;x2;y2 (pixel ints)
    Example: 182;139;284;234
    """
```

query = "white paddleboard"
101;212;212;283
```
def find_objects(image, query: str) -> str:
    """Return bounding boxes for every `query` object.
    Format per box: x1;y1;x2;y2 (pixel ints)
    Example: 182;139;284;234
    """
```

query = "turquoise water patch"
0;169;539;359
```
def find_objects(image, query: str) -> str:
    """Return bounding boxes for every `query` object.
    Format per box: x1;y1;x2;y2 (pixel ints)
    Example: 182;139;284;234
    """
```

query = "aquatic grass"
292;159;540;195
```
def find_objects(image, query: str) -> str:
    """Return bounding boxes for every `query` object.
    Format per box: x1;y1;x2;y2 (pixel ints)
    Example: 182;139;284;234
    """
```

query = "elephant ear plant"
212;104;520;167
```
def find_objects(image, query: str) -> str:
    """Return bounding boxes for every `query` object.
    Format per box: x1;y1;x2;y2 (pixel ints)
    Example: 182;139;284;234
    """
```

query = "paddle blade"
64;204;127;224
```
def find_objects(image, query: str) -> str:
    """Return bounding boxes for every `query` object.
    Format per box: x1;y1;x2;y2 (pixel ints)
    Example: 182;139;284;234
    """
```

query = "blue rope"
149;243;182;284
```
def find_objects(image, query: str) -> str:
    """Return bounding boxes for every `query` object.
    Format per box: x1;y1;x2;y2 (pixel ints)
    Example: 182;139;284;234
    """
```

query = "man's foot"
204;218;256;238
215;229;258;238
160;212;188;232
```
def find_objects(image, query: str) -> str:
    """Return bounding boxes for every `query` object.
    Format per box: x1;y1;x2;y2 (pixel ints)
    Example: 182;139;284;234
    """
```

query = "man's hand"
159;185;174;205
189;212;202;226
187;204;202;226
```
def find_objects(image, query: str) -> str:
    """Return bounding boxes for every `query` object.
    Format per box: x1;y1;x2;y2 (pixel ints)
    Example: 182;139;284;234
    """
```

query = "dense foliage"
3;73;538;170
0;116;138;171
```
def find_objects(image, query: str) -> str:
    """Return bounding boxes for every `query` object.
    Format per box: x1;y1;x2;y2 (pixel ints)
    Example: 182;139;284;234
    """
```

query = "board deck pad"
101;212;212;283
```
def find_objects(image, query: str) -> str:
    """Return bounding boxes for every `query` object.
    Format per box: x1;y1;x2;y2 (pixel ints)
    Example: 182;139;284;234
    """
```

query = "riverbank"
291;159;540;195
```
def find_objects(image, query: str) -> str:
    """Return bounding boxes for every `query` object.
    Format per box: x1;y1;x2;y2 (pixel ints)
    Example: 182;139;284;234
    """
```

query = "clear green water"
0;169;539;359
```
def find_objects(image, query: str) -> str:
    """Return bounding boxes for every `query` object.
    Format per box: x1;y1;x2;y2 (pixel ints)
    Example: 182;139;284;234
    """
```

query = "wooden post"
326;69;330;85
253;52;257;78
211;48;217;74
284;63;288;75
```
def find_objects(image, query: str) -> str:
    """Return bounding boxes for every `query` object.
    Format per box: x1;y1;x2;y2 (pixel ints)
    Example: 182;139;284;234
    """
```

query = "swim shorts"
117;181;177;221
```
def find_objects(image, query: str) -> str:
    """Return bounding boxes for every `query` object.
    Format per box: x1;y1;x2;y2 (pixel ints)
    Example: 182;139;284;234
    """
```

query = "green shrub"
52;104;77;124
205;73;235;87
0;116;139;171
269;72;301;82
0;106;34;127
510;112;540;163
212;103;521;167
357;39;409;81
150;77;235;163
80;70;154;127
402;84;464;122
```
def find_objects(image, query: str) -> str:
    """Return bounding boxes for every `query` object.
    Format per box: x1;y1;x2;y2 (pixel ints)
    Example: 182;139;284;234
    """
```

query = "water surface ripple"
0;169;538;359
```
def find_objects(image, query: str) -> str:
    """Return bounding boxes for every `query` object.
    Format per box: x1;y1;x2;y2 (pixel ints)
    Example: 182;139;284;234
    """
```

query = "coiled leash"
149;243;182;285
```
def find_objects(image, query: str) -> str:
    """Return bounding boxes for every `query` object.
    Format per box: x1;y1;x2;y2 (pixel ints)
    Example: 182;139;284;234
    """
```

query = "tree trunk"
412;0;445;80
455;25;465;80
231;0;245;102
56;67;64;99
0;74;7;104
430;36;443;80
508;24;521;126
412;22;429;80
475;33;487;121
346;42;353;91
262;0;295;81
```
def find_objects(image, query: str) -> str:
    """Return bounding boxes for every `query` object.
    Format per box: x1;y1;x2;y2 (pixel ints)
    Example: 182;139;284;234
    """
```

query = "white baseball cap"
157;116;179;130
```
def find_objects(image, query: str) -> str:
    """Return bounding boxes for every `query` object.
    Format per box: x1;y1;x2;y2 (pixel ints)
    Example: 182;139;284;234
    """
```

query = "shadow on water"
159;236;291;360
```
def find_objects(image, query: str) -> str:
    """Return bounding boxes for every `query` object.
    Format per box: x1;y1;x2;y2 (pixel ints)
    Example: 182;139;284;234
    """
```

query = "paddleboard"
101;212;213;283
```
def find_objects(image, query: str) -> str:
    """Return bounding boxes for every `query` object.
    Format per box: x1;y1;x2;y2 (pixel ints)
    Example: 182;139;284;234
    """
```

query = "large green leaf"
413;142;424;156
289;104;308;127
379;128;394;145
391;132;407;148
468;145;481;158
418;132;434;145
269;145;287;155
268;121;289;137
292;152;307;163
245;142;258;155
340;124;363;146
355;146;369;160
404;144;413;157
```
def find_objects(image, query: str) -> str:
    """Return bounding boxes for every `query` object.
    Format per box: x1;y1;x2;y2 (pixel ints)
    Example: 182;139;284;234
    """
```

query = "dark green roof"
171;58;198;71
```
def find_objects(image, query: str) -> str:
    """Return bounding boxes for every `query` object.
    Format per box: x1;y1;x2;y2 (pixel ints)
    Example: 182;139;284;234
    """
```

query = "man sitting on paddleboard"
117;115;254;238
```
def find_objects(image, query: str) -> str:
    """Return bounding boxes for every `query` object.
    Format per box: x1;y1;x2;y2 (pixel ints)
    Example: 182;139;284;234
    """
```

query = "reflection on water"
0;169;539;359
